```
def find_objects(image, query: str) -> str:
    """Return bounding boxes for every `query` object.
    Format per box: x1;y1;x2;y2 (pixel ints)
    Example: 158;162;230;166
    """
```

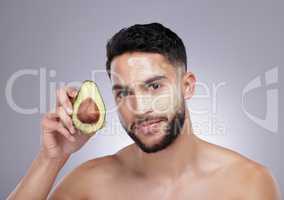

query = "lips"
139;118;164;127
135;118;166;135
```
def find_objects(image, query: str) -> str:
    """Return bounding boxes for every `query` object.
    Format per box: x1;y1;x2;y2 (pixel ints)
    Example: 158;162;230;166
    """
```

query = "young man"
8;23;280;199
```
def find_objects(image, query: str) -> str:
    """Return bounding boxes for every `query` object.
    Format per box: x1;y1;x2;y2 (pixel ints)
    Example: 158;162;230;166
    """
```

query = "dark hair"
106;23;187;77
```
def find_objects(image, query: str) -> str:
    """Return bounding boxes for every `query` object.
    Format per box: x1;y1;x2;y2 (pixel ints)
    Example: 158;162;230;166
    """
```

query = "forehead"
110;52;177;85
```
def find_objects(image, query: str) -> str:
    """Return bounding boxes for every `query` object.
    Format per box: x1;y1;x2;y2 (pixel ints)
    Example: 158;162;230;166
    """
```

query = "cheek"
117;101;134;128
152;87;181;115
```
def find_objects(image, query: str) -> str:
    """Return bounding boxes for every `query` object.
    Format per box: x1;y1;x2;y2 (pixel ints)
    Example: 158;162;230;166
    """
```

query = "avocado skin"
72;80;106;135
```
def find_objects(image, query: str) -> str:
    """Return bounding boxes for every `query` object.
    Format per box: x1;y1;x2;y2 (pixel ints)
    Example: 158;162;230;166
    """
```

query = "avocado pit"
77;97;100;124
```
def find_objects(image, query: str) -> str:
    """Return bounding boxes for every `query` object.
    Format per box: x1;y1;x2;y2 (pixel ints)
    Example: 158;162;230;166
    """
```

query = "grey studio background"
0;0;283;198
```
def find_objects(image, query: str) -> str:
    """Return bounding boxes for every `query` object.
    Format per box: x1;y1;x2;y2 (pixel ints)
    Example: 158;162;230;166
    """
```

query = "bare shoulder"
201;140;281;199
229;155;281;200
49;154;122;200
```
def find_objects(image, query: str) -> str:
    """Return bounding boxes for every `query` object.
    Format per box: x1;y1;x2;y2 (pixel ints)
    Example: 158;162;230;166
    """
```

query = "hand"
40;87;92;159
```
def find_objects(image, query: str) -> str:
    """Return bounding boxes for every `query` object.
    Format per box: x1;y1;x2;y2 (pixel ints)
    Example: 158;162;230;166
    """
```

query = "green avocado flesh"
72;80;106;135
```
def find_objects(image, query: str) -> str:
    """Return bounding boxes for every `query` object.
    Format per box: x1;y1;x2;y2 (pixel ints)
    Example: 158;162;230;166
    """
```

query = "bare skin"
7;52;281;200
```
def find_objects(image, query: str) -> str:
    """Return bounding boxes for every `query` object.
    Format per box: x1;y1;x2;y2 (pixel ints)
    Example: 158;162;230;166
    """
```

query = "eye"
148;82;161;90
116;90;129;99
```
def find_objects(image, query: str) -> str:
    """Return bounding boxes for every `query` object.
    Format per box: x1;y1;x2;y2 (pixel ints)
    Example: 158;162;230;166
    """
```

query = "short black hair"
106;23;187;77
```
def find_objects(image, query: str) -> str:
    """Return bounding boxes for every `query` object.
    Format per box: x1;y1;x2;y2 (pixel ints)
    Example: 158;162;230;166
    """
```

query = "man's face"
110;52;187;153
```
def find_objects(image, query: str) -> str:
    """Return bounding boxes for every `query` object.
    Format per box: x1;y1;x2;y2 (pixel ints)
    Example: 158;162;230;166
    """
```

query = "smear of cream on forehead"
127;56;162;83
128;56;152;68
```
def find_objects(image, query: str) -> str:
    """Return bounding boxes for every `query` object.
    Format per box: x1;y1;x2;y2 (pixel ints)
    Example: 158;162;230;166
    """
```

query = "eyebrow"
112;75;167;91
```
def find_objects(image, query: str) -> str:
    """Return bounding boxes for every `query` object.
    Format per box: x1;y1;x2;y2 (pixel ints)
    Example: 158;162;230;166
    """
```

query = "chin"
134;131;174;153
140;134;165;148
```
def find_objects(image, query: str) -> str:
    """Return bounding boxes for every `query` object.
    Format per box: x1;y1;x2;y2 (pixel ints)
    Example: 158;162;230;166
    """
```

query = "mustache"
130;115;168;131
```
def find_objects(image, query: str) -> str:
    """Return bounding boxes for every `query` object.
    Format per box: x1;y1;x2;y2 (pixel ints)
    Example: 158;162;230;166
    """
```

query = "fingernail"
72;91;77;97
67;108;73;115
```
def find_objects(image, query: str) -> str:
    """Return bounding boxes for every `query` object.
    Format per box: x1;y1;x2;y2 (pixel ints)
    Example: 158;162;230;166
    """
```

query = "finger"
66;87;78;104
41;113;59;129
42;117;75;142
66;87;78;98
56;87;73;115
45;112;59;120
56;123;76;142
57;106;76;134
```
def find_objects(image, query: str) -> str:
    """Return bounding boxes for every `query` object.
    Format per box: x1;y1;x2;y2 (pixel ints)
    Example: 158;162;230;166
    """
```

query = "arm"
7;150;69;199
7;87;92;199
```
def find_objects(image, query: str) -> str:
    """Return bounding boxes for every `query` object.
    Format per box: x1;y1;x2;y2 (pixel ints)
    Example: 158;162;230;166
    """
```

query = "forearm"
7;150;69;200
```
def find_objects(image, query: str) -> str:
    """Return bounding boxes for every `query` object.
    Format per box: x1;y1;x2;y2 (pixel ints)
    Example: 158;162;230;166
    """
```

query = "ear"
182;72;196;100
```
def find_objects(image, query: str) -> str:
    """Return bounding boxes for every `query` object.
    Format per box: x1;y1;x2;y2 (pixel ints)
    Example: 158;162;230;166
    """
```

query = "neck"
133;109;199;179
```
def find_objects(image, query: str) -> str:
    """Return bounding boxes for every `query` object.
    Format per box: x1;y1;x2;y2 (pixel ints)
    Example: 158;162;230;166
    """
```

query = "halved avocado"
72;80;106;135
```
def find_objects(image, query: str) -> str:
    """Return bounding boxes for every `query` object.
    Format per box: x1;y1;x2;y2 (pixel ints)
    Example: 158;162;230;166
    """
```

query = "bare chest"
86;175;243;200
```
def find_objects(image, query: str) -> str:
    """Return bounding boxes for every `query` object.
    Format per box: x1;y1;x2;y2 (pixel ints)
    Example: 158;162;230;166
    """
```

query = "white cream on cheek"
152;83;181;116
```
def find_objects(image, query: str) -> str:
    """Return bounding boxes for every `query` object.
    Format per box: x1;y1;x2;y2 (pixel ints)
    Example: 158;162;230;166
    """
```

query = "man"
8;23;281;199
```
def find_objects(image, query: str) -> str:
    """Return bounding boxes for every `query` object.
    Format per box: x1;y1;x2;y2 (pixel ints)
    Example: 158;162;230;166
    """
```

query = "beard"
122;102;186;154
